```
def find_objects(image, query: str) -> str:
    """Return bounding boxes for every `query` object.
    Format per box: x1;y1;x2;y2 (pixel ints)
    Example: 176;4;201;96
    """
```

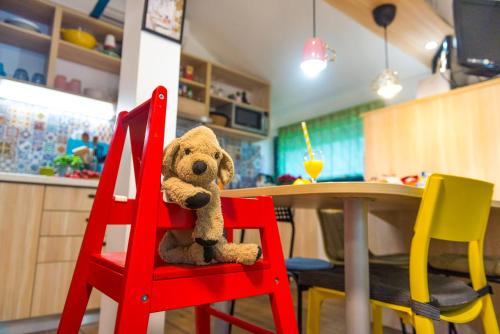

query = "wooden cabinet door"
30;262;100;317
0;183;44;320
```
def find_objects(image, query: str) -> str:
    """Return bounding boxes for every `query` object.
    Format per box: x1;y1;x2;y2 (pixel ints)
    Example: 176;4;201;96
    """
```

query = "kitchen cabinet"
0;180;101;321
0;183;44;320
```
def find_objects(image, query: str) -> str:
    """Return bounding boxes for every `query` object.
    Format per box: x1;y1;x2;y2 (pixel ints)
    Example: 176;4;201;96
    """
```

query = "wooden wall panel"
364;78;500;199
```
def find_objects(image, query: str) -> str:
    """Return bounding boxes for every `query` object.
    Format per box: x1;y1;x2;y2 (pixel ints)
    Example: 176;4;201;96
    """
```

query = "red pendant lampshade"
300;0;336;78
301;37;328;78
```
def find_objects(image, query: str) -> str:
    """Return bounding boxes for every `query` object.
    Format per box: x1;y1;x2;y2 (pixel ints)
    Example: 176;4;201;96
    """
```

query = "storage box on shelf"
0;0;122;102
178;52;271;141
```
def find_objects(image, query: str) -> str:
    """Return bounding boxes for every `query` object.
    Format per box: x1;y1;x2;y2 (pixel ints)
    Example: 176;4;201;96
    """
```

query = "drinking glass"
303;149;324;183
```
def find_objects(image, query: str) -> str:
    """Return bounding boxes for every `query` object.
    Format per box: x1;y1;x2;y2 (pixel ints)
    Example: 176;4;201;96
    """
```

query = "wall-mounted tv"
453;0;500;77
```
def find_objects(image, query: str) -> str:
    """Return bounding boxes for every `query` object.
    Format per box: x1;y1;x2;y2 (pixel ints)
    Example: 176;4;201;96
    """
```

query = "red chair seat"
91;252;270;280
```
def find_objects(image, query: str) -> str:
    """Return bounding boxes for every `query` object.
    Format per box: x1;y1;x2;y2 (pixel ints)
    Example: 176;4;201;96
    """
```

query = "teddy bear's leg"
162;177;211;209
214;238;262;265
158;230;213;265
162;244;210;265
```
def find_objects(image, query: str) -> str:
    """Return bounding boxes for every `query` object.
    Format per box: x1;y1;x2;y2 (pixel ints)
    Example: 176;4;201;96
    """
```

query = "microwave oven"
215;103;269;135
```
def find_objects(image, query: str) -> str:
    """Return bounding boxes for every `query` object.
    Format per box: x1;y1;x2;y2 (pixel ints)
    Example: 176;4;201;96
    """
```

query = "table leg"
343;198;370;334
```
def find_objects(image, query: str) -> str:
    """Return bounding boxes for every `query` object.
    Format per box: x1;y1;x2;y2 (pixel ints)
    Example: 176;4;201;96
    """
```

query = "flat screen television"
453;0;500;77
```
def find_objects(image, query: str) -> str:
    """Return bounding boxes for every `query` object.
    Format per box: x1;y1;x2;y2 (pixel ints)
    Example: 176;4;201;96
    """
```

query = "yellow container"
61;28;96;49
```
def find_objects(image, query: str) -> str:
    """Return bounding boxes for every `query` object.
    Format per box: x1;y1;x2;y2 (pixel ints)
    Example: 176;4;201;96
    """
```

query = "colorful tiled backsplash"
176;118;263;189
0;98;113;174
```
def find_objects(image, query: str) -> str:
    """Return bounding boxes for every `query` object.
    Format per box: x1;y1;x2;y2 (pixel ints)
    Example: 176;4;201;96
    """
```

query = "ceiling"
185;0;433;127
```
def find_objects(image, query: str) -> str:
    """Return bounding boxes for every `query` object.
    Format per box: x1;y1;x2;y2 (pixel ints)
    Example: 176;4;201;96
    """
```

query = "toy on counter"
159;126;262;265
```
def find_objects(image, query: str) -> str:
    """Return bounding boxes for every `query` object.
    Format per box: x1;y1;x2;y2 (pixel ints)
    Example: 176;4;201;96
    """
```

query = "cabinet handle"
88;193;96;199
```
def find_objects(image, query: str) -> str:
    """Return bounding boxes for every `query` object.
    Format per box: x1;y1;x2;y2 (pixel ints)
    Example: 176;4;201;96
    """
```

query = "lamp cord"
313;0;316;37
384;26;389;69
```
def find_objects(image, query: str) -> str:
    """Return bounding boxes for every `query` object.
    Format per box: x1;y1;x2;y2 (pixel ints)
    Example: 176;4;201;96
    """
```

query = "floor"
38;284;402;334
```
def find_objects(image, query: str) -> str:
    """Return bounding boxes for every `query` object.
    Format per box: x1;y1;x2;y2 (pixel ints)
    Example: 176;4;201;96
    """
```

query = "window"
275;100;384;181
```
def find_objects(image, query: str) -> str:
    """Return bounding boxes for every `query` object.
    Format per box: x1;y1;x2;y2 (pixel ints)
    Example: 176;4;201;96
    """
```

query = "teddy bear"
158;126;262;265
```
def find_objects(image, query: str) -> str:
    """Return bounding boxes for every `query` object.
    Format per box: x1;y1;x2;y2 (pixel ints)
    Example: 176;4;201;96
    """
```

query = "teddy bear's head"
162;126;234;186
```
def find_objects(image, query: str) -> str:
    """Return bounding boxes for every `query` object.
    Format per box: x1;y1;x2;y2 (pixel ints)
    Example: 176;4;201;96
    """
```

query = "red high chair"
57;86;298;334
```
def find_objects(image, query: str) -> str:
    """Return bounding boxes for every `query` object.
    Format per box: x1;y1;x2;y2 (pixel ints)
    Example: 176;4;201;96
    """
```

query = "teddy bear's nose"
192;161;207;175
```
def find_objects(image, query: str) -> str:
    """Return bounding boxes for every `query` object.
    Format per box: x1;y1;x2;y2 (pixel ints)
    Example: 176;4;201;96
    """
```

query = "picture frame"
142;0;187;44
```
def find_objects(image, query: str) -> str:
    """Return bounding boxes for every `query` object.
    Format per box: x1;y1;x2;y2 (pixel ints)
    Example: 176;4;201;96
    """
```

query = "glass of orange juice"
303;149;324;183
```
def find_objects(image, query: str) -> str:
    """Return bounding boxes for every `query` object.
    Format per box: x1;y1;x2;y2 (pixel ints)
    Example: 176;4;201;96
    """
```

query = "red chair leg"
57;280;92;334
114;297;151;334
269;276;299;334
195;304;211;334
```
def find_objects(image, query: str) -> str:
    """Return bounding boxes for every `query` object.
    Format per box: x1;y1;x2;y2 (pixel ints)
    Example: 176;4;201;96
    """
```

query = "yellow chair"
306;174;499;333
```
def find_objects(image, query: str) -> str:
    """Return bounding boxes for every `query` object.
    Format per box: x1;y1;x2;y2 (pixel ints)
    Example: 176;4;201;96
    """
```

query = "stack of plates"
4;17;41;33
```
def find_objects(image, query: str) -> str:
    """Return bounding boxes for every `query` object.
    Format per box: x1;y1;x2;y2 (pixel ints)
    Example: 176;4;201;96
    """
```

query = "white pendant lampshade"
372;68;402;99
372;4;402;100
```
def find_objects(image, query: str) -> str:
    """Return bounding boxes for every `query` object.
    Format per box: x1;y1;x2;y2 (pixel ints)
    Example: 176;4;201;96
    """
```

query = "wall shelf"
0;22;51;54
179;77;205;89
207;124;267;141
1;0;123;90
178;52;271;141
58;40;121;74
209;95;268;113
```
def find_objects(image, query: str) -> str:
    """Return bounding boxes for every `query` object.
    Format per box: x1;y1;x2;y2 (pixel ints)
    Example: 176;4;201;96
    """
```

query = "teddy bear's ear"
218;149;234;185
162;138;180;178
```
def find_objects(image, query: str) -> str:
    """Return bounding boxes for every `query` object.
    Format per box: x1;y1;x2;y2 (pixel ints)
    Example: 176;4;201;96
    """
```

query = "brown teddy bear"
158;126;262;265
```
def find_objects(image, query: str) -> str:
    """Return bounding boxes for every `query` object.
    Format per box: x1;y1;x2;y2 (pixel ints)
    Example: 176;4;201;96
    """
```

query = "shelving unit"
0;21;51;53
58;40;121;74
178;52;271;141
0;0;123;99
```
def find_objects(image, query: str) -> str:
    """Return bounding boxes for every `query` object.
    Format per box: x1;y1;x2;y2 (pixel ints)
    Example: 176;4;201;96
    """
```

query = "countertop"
0;172;99;188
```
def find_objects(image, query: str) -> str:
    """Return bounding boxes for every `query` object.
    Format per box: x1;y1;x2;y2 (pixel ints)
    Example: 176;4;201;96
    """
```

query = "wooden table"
222;182;500;333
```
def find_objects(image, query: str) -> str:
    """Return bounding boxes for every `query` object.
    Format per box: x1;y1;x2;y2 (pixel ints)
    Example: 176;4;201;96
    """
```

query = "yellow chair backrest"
410;174;494;303
415;174;493;242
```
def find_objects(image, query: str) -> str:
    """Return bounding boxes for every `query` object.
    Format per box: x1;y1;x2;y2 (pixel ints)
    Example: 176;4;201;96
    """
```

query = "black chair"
229;206;332;334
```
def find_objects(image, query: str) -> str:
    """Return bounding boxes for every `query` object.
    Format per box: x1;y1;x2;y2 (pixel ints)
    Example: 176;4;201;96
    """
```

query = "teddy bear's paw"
238;244;263;265
185;191;211;209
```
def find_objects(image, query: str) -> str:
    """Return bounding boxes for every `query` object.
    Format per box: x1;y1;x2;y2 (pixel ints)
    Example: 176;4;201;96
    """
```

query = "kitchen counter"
0;172;99;188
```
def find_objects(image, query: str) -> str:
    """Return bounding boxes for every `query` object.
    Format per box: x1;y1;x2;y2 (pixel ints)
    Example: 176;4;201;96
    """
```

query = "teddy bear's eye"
214;152;220;159
184;148;191;155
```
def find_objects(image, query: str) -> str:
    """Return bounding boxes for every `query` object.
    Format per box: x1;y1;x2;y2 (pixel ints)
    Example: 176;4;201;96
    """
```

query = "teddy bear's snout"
192;160;208;175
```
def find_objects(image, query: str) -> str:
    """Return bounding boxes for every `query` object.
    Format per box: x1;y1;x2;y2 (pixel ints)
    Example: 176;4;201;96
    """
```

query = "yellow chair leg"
306;288;324;334
414;315;434;334
481;296;500;334
372;304;383;334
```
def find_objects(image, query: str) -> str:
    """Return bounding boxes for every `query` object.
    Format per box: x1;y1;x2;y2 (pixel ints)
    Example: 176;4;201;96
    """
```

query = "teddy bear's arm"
162;177;211;209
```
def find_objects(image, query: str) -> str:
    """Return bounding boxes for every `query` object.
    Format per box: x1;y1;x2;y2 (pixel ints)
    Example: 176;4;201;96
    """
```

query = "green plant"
54;154;83;170
70;155;83;170
54;155;72;167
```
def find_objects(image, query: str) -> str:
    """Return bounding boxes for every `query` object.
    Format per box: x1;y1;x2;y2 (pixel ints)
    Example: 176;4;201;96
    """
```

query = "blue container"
32;73;46;85
0;63;6;77
13;68;29;81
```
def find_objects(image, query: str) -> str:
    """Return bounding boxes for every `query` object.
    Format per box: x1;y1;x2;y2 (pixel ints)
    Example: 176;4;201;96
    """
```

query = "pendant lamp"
371;4;402;99
300;0;336;78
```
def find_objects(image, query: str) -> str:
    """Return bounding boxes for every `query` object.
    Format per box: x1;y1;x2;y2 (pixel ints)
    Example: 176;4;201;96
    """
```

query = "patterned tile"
0;98;113;174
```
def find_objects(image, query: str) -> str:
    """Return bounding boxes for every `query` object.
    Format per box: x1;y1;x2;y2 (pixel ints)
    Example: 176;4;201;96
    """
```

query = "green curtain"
276;100;385;181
